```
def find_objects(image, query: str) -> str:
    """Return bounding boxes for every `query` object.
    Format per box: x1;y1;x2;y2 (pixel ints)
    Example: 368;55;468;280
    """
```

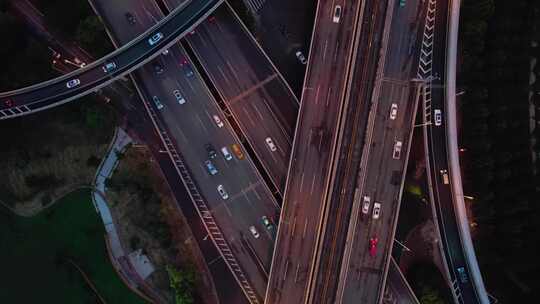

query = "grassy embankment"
0;189;146;303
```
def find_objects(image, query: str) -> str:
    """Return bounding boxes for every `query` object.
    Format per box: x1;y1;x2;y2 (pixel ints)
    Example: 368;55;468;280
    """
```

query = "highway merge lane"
181;3;298;194
91;0;279;300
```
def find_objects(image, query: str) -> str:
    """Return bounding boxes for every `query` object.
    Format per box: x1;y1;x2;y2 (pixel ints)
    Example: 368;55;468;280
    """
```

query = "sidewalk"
91;128;162;303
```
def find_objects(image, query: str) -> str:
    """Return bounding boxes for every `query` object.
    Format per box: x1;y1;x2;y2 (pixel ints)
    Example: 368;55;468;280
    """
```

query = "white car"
372;202;381;219
217;184;229;200
152;96;164;110
148;32;163;46
333;5;342;23
393;140;402;159
265;137;277;152
66;79;80;88
249;226;260;238
361;196;371;215
221;146;233;161
390;103;398;120
173;90;185;104
213;115;224;128
295;51;307;65
434;109;442;126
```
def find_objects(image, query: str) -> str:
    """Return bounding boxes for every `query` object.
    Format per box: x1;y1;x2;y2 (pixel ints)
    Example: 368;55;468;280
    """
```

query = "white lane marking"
217;65;228;83
300;172;305;191
326;86;333;107
315;85;321;105
186;75;195;92
242;190;253;206
253;103;264;121
323;39;329;61
242;107;256;126
252;184;262;200
221;200;233;217
174;125;188;143
196;114;208;134
310;176;316;195
303;219;309;239
199;163;210;179
334;41;340;63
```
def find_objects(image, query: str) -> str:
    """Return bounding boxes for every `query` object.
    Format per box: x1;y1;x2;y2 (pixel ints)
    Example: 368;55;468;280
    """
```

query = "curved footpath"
91;127;161;303
445;1;489;303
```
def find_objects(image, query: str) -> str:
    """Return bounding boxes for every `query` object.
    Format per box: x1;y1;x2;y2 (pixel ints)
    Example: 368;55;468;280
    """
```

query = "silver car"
249;226;260;238
393;140;402;159
265;137;277;152
362;196;371;215
372;202;381;219
217;184;228;200
434;109;442;126
66;79;80;88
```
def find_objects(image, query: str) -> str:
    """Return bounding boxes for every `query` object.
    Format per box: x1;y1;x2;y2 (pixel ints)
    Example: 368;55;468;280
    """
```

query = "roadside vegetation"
459;0;540;301
106;146;214;304
0;190;145;303
36;0;113;57
408;262;452;304
0;97;117;214
0;2;118;214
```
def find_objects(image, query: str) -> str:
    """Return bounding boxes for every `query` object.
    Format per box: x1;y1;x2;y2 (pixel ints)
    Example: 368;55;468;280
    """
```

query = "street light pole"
394;239;412;252
414;121;432;128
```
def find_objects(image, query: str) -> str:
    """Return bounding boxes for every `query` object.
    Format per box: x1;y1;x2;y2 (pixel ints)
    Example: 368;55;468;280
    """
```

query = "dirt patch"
105;146;217;304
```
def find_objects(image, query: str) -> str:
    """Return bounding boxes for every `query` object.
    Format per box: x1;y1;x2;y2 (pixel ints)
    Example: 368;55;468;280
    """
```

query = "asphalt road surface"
181;3;299;194
426;0;482;302
0;0;221;119
334;0;427;303
265;1;366;303
91;0;280;299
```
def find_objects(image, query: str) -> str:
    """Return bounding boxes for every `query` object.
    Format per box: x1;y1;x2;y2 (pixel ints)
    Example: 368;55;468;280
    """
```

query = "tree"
419;285;447;304
76;16;113;57
166;265;195;304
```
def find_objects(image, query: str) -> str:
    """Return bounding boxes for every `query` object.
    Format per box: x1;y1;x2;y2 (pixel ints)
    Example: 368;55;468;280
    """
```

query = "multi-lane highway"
180;3;299;193
0;0;221;120
265;1;366;303
333;0;426;300
90;0;281;301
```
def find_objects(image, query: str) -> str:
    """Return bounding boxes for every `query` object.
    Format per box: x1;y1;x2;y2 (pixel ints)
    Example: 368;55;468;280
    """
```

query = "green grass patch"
0;189;146;303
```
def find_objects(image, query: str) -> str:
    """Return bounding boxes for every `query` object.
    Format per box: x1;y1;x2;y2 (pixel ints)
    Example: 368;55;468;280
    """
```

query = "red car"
369;237;378;257
4;99;14;107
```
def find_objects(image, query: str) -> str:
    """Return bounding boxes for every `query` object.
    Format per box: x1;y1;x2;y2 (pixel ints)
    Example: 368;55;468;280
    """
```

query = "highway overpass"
0;0;223;120
422;0;489;303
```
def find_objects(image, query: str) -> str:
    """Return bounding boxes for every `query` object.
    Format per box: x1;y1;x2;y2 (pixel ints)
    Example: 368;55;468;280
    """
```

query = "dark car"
205;144;217;159
179;57;194;77
153;62;164;75
125;12;136;25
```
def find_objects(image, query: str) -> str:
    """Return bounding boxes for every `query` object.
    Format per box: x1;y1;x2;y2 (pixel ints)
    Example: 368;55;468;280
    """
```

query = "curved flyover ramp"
0;0;223;120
